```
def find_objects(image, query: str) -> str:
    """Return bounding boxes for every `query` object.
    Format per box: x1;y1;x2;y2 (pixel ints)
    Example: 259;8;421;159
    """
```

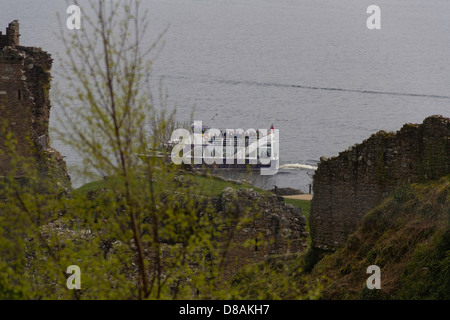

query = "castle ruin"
310;115;450;250
0;21;70;188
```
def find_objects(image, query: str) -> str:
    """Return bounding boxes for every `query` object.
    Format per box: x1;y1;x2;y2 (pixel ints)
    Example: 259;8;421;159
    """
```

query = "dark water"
2;0;450;191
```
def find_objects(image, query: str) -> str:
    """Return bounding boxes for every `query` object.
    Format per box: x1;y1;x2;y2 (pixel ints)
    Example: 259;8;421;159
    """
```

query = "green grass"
72;172;272;198
234;176;450;300
72;179;111;197
187;174;257;197
284;198;311;219
307;175;450;299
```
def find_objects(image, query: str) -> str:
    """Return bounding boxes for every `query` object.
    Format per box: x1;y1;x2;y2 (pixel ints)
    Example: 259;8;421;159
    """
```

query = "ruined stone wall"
217;188;307;279
120;187;307;283
0;21;70;188
310;115;450;250
0;20;20;49
0;47;34;174
18;46;53;147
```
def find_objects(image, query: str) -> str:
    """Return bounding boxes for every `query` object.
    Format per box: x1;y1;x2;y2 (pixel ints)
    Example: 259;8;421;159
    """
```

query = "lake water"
2;0;450;191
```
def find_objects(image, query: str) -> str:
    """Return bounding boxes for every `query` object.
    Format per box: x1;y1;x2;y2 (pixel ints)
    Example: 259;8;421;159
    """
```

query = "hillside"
310;175;449;299
233;175;449;299
70;172;308;288
72;173;271;198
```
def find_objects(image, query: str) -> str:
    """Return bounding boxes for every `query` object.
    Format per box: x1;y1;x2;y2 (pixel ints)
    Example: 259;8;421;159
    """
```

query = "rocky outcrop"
269;187;304;196
310;115;450;251
217;187;307;279
40;186;308;284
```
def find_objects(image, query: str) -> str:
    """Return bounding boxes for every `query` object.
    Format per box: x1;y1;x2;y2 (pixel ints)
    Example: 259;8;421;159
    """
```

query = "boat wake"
159;74;450;100
279;163;318;170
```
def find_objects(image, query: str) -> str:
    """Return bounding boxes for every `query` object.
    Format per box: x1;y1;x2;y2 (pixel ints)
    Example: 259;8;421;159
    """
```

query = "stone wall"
0;20;20;49
0;47;33;172
217;187;307;279
310;115;450;250
74;185;308;284
0;21;70;188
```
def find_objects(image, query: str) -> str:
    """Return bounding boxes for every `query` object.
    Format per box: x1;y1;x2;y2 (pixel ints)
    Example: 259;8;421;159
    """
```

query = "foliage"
302;176;450;299
0;0;265;300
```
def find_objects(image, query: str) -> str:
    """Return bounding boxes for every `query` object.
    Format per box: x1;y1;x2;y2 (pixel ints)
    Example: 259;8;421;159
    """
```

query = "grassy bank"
313;175;450;299
232;175;450;299
73;172;272;198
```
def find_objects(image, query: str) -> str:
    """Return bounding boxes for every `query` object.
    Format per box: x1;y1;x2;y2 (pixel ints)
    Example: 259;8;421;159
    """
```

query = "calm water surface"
2;0;449;190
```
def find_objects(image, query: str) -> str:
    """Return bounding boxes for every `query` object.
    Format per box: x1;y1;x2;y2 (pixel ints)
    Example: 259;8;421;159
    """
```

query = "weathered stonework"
310;115;450;250
46;186;308;287
0;21;19;48
217;188;307;279
0;21;70;188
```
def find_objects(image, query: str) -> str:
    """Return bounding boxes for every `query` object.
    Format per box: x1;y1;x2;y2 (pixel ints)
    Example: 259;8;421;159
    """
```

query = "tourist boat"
146;123;279;172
